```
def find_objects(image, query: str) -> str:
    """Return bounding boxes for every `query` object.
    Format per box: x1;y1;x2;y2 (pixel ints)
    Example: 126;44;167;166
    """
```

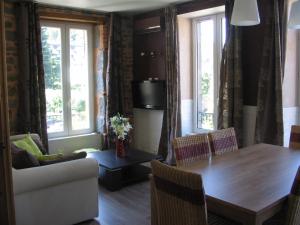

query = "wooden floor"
78;181;151;225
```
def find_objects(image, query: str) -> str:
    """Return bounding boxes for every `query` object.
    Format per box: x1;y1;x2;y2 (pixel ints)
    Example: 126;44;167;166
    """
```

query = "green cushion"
38;153;64;161
13;134;43;158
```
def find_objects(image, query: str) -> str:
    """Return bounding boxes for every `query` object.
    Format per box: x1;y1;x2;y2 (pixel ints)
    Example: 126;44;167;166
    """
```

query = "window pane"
69;29;90;130
41;26;64;133
222;17;226;46
197;20;214;130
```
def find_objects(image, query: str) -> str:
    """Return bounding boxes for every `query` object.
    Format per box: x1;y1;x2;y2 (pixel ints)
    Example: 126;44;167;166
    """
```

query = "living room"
1;0;300;225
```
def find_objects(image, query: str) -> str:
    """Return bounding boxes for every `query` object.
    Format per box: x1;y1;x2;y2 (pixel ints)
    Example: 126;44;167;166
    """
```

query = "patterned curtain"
254;0;287;146
107;13;126;120
158;6;182;164
218;0;243;147
16;2;48;151
95;22;108;148
96;13;133;148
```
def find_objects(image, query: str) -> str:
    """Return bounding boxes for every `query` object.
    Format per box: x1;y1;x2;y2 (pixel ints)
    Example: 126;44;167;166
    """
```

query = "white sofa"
13;158;99;225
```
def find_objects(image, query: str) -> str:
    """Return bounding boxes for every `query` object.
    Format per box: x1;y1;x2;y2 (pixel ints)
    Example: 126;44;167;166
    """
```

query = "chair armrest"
13;158;99;195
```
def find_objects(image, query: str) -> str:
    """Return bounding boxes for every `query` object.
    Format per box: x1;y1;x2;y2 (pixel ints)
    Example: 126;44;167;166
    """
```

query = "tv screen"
132;80;166;110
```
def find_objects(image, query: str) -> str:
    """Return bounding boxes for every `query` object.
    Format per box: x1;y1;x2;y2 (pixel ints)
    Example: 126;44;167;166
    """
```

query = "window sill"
48;132;99;141
48;132;102;154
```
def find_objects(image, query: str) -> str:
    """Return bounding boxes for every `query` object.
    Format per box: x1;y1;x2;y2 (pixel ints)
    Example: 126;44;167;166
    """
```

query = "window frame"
192;13;225;133
41;21;95;138
298;31;300;104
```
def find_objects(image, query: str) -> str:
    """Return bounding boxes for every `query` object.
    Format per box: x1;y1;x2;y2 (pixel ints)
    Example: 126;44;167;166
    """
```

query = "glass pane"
41;26;64;133
197;19;214;130
222;17;226;46
69;28;90;130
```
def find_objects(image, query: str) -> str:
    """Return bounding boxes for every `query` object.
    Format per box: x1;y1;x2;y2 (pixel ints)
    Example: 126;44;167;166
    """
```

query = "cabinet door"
0;1;15;225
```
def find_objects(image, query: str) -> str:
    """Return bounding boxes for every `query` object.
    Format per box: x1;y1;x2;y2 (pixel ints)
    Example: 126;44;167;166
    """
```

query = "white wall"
181;99;193;136
48;133;102;154
132;108;164;154
48;105;297;155
242;105;300;147
283;107;300;147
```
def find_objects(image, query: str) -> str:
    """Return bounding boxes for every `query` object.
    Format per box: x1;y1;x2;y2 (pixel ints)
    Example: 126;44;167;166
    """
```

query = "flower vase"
116;139;126;158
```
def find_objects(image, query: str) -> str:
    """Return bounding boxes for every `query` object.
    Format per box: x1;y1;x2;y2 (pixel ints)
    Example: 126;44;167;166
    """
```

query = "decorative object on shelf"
289;0;300;29
148;77;159;81
231;0;260;26
149;51;155;58
110;113;132;157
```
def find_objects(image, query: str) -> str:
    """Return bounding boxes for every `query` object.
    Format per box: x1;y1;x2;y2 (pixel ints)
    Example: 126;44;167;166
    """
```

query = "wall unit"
133;14;166;81
132;13;166;155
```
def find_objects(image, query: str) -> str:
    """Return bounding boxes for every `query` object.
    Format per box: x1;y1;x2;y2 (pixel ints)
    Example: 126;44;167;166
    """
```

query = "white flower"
110;113;132;140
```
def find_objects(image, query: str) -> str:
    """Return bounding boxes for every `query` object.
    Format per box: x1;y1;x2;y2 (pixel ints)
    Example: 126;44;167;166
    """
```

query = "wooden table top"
181;144;300;215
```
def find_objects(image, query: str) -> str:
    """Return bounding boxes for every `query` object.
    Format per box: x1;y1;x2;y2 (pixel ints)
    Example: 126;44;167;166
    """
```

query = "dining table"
180;143;300;225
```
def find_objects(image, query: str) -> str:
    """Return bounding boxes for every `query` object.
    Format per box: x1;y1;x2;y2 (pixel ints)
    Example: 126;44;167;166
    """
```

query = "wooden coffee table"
87;149;162;191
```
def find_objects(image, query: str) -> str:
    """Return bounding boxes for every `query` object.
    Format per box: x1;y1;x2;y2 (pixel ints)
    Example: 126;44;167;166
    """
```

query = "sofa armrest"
13;158;99;195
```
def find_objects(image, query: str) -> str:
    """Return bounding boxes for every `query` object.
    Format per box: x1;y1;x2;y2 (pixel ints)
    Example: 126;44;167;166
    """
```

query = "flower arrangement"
110;113;132;140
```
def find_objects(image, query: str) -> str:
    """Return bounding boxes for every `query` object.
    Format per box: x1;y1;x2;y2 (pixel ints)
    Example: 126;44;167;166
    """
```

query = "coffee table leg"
99;166;122;191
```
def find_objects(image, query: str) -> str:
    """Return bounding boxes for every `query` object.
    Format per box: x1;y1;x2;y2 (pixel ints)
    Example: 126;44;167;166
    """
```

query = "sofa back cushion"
13;134;43;159
11;144;40;169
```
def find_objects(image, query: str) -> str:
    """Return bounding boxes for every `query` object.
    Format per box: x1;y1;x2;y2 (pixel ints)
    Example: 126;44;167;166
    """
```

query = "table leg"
243;218;262;225
99;166;122;191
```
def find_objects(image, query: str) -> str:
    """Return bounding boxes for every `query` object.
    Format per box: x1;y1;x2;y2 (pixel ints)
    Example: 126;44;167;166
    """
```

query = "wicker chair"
150;160;241;225
285;167;300;225
263;167;300;225
208;128;238;155
172;134;211;167
289;125;300;149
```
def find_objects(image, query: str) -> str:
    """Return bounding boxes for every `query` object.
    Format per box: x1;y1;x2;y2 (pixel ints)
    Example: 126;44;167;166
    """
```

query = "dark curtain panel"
106;14;123;116
16;2;48;151
218;0;243;147
254;0;287;146
158;6;182;164
98;14;133;148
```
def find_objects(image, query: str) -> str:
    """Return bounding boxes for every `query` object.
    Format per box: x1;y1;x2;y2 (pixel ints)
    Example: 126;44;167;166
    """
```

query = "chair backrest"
172;134;211;167
208;128;238;155
289;125;300;149
286;167;300;225
151;160;208;225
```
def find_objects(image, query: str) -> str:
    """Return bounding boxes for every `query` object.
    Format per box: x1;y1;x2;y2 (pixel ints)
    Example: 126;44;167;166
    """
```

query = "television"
132;80;166;110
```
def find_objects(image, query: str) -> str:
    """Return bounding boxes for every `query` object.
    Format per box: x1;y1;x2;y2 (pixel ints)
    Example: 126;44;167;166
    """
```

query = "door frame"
0;1;16;225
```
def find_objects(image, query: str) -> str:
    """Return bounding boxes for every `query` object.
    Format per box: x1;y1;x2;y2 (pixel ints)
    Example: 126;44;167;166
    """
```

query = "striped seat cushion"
208;128;238;155
172;134;211;167
289;125;300;149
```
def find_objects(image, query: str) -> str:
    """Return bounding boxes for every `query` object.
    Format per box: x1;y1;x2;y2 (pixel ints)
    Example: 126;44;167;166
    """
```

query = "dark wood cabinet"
134;16;164;34
133;14;166;81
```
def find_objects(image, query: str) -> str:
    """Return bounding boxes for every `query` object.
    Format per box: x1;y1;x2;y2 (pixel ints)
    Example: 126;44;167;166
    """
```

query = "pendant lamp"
288;0;300;29
231;0;260;26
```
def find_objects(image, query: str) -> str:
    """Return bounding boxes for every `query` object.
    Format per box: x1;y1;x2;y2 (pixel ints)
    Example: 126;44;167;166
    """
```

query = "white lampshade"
231;0;260;26
288;0;300;29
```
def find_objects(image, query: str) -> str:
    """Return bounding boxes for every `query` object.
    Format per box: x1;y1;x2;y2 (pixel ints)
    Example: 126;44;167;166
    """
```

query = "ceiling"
35;0;192;13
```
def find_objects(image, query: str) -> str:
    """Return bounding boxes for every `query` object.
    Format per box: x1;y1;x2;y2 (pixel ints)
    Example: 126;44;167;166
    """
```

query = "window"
41;22;94;138
193;13;226;132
